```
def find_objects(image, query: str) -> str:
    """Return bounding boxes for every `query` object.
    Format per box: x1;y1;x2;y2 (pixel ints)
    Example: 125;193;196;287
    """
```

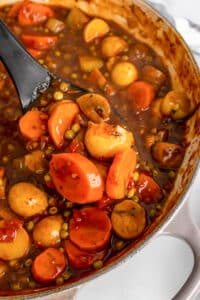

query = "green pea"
65;129;75;140
25;258;32;268
62;223;68;231
26;221;34;232
168;170;176;179
149;208;156;217
63;210;72;218
59;82;69;92
49;206;58;215
133;171;139;182
114;240;125;251
132;195;139;202
63;271;72;281
9;260;18;268
93;260;103;270
60;230;69;239
127;188;136;199
56;277;64;285
53;91;64;101
71;123;81;134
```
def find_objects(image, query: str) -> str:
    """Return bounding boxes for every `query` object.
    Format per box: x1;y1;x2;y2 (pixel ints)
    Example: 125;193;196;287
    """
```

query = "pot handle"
157;196;200;300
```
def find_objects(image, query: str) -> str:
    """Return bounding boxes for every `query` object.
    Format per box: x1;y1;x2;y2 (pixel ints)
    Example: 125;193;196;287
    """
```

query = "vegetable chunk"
50;153;104;203
111;200;146;239
69;207;112;251
8;182;48;218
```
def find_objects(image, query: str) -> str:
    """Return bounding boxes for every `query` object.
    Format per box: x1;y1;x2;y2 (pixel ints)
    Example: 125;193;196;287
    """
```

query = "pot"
0;0;199;299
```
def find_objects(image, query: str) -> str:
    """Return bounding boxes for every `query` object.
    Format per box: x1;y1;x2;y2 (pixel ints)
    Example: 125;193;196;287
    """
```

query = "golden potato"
79;56;104;73
111;62;138;87
111;200;146;239
161;91;192;120
101;36;128;58
33;215;63;247
83;18;109;43
0;227;30;261
8;182;48;218
85;122;134;159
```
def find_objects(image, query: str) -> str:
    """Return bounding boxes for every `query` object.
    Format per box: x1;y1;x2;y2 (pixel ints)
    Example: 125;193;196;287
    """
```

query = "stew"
0;1;192;294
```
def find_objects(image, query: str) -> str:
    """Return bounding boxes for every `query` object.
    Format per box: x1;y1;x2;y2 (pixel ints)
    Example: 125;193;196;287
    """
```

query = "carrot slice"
50;153;104;204
106;148;137;199
136;173;163;203
64;240;106;269
19;110;47;140
69;207;112;251
18;1;54;26
8;1;23;18
26;47;46;59
21;34;58;50
48;102;79;148
32;248;66;283
128;80;155;111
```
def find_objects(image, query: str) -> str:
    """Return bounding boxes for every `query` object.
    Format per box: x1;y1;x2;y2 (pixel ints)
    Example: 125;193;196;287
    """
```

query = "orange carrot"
19;110;47;140
50;153;104;204
26;47;46;59
8;1;23;18
69;207;112;251
21;34;58;50
128;80;155;111
136;173;163;203
18;1;54;26
106;148;137;199
64;240;106;269
48;102;79;148
32;248;66;283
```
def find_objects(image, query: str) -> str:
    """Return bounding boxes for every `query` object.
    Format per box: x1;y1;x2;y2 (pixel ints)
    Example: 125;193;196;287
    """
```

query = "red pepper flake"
0;219;23;242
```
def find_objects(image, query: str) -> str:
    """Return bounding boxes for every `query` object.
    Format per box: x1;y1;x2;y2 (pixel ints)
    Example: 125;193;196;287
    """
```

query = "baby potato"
111;200;146;239
111;62;138;87
152;142;184;168
83;18;110;43
85;122;134;159
8;182;48;218
161;91;192;120
101;36;128;58
33;215;63;247
79;55;104;73
0;227;30;261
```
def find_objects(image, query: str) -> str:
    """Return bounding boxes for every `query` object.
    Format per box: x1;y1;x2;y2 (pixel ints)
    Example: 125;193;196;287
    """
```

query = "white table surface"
77;1;200;299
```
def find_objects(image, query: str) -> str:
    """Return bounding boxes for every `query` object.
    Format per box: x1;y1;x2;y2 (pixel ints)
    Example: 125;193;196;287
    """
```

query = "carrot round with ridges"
32;248;66;283
69;207;112;251
19;110;47;141
49;153;104;203
64;240;106;269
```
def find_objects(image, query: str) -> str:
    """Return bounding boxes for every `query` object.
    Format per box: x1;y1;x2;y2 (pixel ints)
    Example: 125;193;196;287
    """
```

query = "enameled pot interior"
0;0;199;298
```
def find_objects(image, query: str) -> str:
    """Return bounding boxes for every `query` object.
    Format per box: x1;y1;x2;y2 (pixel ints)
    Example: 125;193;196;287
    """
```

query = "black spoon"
0;18;126;124
0;18;89;111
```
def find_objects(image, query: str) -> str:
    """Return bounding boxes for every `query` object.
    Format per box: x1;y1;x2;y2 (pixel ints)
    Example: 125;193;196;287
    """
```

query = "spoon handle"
0;18;51;110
